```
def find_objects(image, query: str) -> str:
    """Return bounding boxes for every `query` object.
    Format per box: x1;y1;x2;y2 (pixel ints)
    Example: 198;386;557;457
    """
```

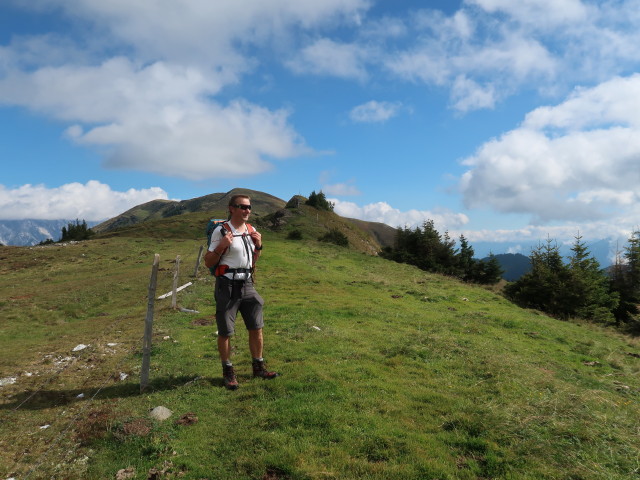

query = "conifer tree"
475;253;504;285
458;234;475;281
381;221;501;285
60;219;94;242
611;230;640;329
566;233;617;323
505;238;572;318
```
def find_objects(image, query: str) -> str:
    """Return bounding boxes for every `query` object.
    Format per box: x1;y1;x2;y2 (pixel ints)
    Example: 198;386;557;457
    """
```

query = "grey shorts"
214;277;264;336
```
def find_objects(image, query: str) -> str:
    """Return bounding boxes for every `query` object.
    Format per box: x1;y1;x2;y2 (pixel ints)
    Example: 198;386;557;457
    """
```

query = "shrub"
306;190;334;212
287;229;303;240
319;228;348;247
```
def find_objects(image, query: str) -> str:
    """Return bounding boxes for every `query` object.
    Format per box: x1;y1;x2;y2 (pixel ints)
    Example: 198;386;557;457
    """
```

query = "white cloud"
331;199;469;232
23;0;370;66
0;181;168;220
466;0;589;26
383;15;558;110
349;100;402;123
451;76;496;112
380;0;640;111
0;58;309;179
1;1;370;180
456;223;636;262
286;38;369;80
459;74;640;225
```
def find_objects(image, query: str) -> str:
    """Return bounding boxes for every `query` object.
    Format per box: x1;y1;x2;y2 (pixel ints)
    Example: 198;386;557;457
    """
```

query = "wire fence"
2;243;209;479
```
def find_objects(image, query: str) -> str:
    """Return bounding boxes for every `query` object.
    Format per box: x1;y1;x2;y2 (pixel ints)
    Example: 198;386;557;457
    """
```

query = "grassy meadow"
1;216;639;479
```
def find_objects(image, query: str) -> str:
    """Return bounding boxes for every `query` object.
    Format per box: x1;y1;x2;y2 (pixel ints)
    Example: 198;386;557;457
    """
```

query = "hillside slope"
1;216;638;479
93;188;286;233
94;195;392;255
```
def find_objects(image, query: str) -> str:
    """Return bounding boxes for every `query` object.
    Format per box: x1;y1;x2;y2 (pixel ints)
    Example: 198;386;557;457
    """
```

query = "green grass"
1;227;639;479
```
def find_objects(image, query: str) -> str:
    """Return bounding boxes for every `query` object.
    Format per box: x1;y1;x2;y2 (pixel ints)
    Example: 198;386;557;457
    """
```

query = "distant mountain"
93;188;286;233
483;253;531;281
473;239;614;269
0;219;91;246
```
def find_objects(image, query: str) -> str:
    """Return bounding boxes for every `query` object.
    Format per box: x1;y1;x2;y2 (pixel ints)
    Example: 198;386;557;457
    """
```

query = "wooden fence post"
171;255;181;309
141;253;160;393
192;245;204;277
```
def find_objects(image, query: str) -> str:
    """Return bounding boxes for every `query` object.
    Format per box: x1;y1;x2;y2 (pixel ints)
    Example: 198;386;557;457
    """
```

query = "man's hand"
250;230;262;249
218;231;234;250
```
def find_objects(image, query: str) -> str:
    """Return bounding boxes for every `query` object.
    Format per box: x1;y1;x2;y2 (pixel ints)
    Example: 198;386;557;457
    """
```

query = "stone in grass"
116;467;135;479
149;406;173;421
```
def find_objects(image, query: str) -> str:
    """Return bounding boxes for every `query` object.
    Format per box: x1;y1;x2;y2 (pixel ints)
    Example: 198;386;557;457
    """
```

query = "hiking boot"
222;364;238;390
252;359;279;380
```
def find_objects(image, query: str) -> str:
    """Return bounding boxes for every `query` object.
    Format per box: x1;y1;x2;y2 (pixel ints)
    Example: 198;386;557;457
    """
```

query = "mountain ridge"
0;219;100;246
92;188;287;233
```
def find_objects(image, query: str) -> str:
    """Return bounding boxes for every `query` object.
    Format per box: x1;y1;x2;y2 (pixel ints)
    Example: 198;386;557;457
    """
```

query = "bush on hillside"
306;190;334;212
287;229;303;240
319;228;348;247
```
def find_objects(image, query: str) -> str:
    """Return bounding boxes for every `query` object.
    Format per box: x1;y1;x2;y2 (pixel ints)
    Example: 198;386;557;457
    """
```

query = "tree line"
505;232;640;333
381;220;639;334
38;219;95;245
380;220;504;285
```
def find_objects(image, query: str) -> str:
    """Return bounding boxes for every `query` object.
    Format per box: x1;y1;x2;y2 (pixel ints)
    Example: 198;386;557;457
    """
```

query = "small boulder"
116;467;135;480
149;406;173;421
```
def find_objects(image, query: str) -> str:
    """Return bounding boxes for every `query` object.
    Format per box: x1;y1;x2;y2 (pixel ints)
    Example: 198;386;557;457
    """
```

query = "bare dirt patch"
74;405;116;445
176;412;198;426
122;418;153;437
191;318;212;326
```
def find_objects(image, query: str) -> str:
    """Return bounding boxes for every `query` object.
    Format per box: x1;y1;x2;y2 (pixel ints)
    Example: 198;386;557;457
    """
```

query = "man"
204;194;278;390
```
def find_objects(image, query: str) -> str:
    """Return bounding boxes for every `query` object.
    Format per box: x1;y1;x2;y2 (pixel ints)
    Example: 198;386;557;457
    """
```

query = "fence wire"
3;246;207;479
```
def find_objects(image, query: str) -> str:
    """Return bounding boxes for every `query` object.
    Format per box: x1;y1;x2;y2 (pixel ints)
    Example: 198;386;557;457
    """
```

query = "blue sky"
1;0;639;257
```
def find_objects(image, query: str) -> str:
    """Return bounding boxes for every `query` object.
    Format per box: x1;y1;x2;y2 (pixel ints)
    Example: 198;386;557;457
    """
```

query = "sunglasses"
232;204;252;211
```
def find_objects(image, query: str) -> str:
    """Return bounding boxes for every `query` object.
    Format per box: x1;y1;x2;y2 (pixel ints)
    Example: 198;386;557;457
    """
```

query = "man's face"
230;198;251;223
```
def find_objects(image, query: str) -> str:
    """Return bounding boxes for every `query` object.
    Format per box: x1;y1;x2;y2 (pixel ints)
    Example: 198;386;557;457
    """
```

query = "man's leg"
248;328;263;359
215;278;239;390
249;328;278;379
218;335;232;362
218;335;238;390
240;282;277;379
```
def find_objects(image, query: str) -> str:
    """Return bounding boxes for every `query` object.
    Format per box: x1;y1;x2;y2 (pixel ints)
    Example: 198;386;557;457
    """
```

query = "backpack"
205;219;256;276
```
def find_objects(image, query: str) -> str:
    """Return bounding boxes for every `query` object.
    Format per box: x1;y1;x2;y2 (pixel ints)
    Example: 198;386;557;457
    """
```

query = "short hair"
228;194;250;207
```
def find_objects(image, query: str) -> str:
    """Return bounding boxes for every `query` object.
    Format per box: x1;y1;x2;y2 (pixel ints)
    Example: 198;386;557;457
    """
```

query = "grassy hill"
93;188;287;234
1;212;639;479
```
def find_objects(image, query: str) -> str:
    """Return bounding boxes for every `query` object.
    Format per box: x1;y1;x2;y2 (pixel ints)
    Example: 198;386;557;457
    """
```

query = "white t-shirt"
208;222;256;280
